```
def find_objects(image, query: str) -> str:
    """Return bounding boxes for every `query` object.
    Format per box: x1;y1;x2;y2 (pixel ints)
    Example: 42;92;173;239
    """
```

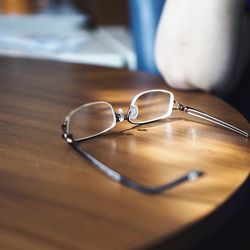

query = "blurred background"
0;0;249;120
0;0;166;73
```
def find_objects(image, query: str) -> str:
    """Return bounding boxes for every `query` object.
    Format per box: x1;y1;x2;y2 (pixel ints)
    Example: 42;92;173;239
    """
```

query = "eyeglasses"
61;89;249;194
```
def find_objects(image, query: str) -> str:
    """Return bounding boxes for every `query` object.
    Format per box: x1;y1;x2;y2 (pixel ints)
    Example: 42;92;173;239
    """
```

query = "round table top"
0;57;249;249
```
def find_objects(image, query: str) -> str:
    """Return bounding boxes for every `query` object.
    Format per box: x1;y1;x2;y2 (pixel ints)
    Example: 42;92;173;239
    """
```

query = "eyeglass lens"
131;91;172;123
68;102;115;140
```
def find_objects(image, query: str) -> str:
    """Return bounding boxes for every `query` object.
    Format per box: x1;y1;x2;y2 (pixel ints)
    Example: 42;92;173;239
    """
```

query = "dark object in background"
128;0;165;74
75;0;129;26
226;63;250;122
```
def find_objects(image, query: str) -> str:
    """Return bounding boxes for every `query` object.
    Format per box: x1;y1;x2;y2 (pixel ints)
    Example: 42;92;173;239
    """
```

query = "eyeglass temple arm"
69;141;203;195
174;101;249;138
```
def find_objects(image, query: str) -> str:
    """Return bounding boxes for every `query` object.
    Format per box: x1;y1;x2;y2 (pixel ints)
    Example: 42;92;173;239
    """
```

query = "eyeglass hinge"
62;133;74;143
61;121;74;143
174;100;188;112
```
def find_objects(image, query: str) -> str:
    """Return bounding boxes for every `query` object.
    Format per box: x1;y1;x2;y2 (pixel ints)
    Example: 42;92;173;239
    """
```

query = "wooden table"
0;57;249;250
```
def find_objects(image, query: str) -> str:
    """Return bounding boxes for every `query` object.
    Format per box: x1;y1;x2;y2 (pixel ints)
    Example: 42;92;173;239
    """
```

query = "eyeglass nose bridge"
116;105;139;123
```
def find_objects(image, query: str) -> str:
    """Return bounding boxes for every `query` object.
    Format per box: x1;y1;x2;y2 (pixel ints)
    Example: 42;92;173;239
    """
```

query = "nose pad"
117;108;125;122
128;105;138;120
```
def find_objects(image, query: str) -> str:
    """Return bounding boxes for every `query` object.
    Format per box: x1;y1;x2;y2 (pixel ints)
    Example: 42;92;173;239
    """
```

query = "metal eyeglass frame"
61;89;249;195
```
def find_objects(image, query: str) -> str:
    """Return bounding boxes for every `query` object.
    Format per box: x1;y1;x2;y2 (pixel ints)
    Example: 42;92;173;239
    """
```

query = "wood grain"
0;56;249;250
